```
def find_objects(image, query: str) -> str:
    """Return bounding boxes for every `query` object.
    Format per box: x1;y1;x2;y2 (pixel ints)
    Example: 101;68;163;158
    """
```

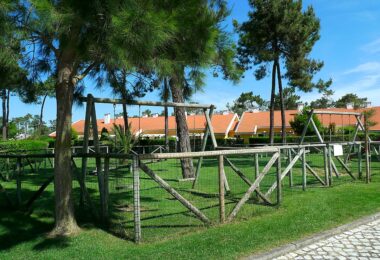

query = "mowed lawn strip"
1;171;380;259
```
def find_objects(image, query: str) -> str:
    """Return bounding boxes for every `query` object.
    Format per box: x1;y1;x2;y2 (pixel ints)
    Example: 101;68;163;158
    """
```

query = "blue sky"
9;0;380;124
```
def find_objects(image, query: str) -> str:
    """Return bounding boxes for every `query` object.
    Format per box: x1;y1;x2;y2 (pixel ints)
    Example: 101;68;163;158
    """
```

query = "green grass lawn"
0;151;379;259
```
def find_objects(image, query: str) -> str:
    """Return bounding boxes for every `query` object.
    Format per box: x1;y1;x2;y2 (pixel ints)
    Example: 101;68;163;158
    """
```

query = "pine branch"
73;62;97;82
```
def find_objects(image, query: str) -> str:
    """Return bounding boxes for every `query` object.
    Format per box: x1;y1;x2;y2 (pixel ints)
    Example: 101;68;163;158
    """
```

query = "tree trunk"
164;106;169;150
39;94;47;135
122;102;129;135
2;89;7;140
164;78;169;151
6;89;9;138
276;60;286;144
169;75;194;179
269;62;277;145
51;61;80;236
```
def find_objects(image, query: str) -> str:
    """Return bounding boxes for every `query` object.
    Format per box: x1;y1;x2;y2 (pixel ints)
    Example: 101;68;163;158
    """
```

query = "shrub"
290;109;323;135
71;127;79;141
0;140;49;153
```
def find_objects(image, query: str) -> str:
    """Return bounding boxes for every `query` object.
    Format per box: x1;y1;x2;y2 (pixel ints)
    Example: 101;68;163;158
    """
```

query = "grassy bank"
0;154;379;259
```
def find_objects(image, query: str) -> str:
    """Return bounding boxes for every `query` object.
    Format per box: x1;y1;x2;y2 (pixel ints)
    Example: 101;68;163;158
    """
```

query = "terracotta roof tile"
235;107;380;134
50;113;238;137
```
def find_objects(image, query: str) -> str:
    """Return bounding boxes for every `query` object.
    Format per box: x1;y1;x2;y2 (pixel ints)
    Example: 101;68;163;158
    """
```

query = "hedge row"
0;140;49;153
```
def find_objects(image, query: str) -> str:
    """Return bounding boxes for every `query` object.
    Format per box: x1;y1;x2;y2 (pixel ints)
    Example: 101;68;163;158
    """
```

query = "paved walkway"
275;219;380;259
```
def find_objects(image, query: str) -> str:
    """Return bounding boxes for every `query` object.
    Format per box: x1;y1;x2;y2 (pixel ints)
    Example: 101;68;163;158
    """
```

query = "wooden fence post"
276;151;282;205
328;145;333;185
364;114;371;183
358;143;362;179
302;148;307;191
254;153;260;197
16;158;22;206
218;155;225;224
288;148;293;187
133;156;141;243
103;157;110;222
323;146;330;187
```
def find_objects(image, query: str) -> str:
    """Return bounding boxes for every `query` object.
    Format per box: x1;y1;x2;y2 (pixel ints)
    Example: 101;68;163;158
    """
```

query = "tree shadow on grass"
0;210;53;251
32;236;70;251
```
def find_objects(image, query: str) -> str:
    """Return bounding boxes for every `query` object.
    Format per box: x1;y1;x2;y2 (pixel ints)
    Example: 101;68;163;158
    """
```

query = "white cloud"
302;62;380;106
343;62;380;75
362;38;380;54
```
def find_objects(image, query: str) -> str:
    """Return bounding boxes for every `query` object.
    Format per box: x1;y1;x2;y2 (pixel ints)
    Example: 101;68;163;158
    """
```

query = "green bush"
29;135;56;148
0;140;49;153
290;109;323;135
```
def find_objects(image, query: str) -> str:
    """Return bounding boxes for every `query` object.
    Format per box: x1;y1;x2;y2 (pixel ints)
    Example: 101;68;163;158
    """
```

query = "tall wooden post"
218;155;225;223
302;148;307;191
193;107;216;188
276;151;282;205
133;156;141;243
80;94;92;206
91;101;106;221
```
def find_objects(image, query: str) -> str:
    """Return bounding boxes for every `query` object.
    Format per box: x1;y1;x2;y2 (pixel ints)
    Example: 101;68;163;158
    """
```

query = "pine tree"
154;0;241;178
237;0;331;144
17;0;174;236
0;1;29;140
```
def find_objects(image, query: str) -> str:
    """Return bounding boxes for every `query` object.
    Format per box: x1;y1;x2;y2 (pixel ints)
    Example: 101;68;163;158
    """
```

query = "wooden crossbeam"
139;161;211;225
313;110;362;116
227;152;280;222
79;96;214;109
224;157;273;205
265;149;304;197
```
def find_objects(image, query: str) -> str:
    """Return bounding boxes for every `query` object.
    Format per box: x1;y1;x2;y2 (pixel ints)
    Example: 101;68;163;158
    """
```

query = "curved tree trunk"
169;74;194;179
51;60;79;236
39;94;47;135
269;62;277;145
276;60;286;144
2;89;7;140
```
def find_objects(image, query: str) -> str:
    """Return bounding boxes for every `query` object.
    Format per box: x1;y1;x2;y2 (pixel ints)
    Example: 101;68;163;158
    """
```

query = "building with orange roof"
49;112;239;140
235;106;380;143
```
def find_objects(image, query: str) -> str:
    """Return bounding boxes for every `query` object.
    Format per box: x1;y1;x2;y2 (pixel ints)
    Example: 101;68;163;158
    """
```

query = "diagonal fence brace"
227;152;280;222
139;161;211;225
